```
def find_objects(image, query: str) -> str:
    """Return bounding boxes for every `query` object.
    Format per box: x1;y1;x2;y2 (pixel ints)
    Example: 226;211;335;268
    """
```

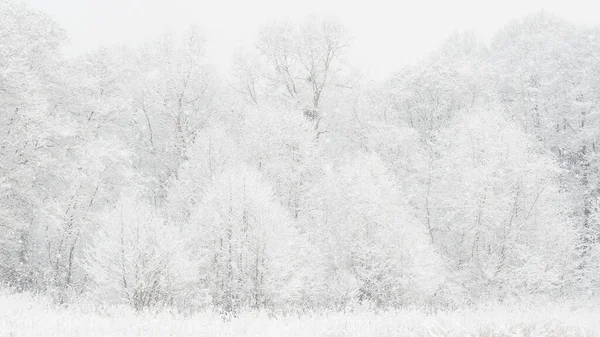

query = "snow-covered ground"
1;292;598;337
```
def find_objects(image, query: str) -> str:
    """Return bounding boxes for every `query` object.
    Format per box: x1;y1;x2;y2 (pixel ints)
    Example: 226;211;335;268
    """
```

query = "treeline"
0;0;599;314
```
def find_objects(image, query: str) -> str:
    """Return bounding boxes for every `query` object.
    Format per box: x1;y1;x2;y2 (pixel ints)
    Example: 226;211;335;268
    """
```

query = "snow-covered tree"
166;124;239;226
301;154;444;307
231;17;356;131
490;12;600;290
428;108;577;301
239;105;322;219
387;31;494;135
189;165;314;313
84;194;199;311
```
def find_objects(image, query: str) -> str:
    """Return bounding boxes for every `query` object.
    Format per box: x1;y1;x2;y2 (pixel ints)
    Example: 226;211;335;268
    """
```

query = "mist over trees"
1;1;599;314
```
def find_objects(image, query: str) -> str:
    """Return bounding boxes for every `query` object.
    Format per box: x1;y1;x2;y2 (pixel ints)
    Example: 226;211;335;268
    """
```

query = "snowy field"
1;292;598;337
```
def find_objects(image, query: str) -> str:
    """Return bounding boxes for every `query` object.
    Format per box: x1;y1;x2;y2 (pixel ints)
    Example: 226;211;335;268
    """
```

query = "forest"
1;0;600;329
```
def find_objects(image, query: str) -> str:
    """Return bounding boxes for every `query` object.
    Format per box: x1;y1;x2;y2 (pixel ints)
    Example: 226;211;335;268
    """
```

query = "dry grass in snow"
0;292;598;337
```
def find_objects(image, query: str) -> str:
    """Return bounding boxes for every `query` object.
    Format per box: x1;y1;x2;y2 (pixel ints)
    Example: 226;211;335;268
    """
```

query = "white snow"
0;291;598;336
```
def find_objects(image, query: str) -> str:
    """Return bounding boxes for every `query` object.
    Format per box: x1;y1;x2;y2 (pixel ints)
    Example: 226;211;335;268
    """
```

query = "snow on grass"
0;292;598;336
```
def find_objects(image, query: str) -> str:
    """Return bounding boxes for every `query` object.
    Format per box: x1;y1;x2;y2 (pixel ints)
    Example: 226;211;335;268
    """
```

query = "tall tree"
428;108;577;301
491;12;600;280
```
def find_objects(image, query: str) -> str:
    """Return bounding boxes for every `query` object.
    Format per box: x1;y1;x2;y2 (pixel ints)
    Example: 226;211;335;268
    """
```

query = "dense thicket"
1;1;598;312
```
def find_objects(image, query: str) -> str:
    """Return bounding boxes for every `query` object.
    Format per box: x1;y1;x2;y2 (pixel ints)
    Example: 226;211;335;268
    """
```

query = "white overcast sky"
25;0;600;79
